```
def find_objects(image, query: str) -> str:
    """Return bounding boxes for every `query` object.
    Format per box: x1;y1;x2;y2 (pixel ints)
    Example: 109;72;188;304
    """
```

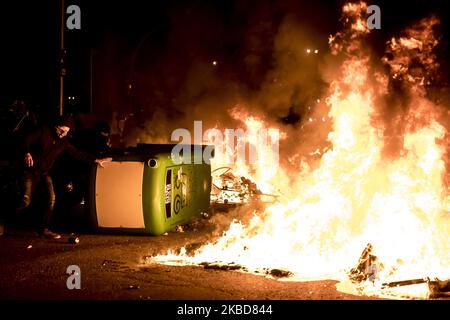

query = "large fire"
151;2;450;299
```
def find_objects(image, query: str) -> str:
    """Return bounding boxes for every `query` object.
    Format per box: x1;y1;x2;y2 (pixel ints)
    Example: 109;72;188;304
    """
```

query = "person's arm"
23;129;40;167
23;129;40;154
95;157;113;167
64;143;112;167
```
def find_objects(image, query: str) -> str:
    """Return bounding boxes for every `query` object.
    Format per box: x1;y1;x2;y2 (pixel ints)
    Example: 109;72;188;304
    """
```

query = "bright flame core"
152;3;449;299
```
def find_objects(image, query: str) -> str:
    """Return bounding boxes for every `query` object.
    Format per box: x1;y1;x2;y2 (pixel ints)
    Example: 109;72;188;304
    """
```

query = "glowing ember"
151;2;450;299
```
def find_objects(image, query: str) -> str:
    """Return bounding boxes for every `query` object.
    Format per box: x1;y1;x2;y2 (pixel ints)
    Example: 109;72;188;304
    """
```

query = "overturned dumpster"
87;144;212;235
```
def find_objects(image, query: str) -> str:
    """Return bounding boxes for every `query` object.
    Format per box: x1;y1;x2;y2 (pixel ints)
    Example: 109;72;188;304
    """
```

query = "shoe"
41;228;61;239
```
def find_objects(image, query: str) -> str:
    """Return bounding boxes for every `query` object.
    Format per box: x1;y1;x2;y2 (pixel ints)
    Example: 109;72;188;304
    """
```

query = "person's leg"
18;172;35;210
3;172;38;236
40;174;60;239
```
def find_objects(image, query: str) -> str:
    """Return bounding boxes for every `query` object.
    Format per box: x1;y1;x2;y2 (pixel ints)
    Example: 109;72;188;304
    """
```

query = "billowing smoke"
93;1;450;186
92;1;332;176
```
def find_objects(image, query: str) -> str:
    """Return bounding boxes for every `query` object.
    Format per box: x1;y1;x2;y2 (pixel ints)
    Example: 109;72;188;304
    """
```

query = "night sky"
1;0;449;122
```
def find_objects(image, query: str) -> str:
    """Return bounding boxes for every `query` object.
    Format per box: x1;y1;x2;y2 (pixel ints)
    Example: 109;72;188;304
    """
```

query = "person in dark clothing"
74;120;111;157
15;116;111;239
50;119;112;227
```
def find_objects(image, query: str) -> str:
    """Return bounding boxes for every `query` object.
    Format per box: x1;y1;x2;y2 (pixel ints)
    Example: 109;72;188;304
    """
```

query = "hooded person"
12;115;111;239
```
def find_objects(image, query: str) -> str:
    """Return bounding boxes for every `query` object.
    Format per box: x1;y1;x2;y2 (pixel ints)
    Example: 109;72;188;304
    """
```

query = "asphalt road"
4;208;445;302
0;211;386;303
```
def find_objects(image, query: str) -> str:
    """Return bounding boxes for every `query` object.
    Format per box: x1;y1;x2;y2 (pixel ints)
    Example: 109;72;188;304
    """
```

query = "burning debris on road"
210;167;280;205
348;243;381;283
349;243;450;298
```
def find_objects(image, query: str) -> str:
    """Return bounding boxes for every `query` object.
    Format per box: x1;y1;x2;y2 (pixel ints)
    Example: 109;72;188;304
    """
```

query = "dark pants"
21;171;56;231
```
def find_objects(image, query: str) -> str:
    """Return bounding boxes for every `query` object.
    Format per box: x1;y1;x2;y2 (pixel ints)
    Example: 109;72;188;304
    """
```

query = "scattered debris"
267;269;293;278
26;244;32;249
68;234;79;244
163;232;168;236
381;277;450;298
127;285;140;290
175;225;184;233
200;262;243;271
428;279;450;298
350;243;450;299
348;243;382;283
381;278;429;289
198;262;293;279
210;167;279;205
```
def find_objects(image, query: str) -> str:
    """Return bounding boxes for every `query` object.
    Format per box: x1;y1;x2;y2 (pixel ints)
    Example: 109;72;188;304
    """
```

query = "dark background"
0;0;449;122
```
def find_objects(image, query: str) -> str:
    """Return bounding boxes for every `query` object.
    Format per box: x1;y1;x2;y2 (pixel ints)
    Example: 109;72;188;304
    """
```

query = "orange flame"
151;2;450;299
